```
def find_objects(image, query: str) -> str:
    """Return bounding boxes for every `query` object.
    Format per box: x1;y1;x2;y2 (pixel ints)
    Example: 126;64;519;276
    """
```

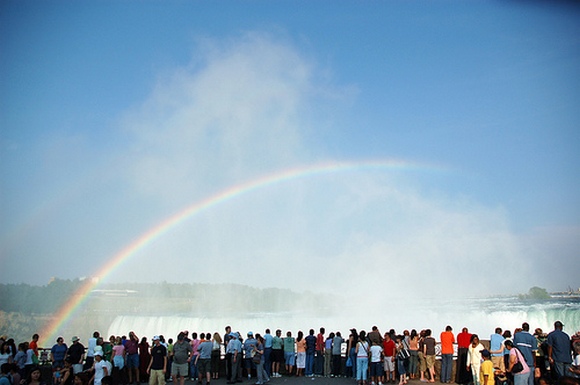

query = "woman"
111;337;126;385
408;330;419;380
50;337;68;370
505;340;530;385
23;366;47;385
0;344;12;366
90;352;111;385
211;333;222;380
60;359;75;385
138;337;150;383
347;329;359;379
253;334;269;385
324;332;334;377
467;334;485;385
395;336;408;385
355;330;369;385
295;331;306;376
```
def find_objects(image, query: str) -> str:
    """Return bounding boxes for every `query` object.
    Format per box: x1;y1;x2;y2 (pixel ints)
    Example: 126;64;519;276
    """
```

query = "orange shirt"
440;331;455;355
296;339;306;353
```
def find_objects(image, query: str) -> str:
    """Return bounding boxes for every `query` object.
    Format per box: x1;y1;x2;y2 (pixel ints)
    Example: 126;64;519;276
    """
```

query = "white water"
107;296;580;340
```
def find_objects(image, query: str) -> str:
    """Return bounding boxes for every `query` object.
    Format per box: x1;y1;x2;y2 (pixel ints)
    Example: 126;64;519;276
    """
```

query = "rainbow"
39;159;440;345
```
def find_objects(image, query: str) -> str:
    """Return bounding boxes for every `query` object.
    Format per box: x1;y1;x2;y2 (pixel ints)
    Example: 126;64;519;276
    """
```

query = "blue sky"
1;1;579;297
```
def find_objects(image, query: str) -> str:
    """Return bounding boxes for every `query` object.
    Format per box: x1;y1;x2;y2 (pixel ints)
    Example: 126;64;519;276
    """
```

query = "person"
171;333;192;385
189;333;200;382
315;328;325;376
139;337;151;384
24;366;47;385
295;331;306;377
456;327;472;384
382;333;396;384
513;323;536;385
395;336;407;385
533;328;548;379
440;326;454;384
125;331;140;385
242;332;257;379
505;340;530;385
29;335;39;361
422;329;436;383
282;331;295;376
225;333;242;384
210;333;222;380
547;320;573;380
223;327;233;383
271;330;283;378
407;330;419;380
502;330;513;379
347;329;359;379
262;330;273;379
368;327;383;346
324;332;334;377
355;330;369;385
51;337;68;370
369;341;383;385
305;330;316;377
60;359;75;385
479;350;494;385
467;334;485;385
91;352;111;385
0;344;12;367
147;336;167;385
196;334;212;385
67;337;84;375
332;332;344;377
86;332;99;371
489;328;506;372
253;334;269;385
0;364;11;385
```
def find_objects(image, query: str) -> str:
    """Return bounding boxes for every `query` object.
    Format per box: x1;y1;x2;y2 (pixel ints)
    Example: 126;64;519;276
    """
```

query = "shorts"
284;352;296;366
272;349;283;363
197;359;211;375
370;362;383;377
425;354;435;369
171;363;189;377
127;354;139;369
383;356;395;372
296;352;306;369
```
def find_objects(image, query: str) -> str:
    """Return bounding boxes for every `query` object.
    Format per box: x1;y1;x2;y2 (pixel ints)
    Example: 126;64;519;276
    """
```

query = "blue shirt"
305;335;316;353
513;331;537;366
547;329;572;364
489;333;505;357
264;333;273;349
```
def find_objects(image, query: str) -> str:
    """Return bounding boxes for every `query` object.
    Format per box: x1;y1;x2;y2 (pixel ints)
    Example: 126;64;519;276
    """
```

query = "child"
369;342;383;385
479;350;494;385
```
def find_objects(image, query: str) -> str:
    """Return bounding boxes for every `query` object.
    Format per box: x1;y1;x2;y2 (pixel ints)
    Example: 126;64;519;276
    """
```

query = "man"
68;336;86;374
422;329;436;382
126;331;141;384
305;329;317;377
489;328;505;372
196;334;213;385
263;329;273;378
440;326;455;384
271;330;284;378
29;334;39;359
513;322;537;385
226;333;242;384
547;320;572;380
147;336;167;385
456;327;472;384
243;332;257;379
86;331;99;370
172;332;193;385
315;328;325;376
382;332;396;383
224;327;233;382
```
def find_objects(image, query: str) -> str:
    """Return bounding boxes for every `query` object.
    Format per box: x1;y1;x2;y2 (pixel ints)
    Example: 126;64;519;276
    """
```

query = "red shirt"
316;334;324;351
382;339;396;357
457;332;472;349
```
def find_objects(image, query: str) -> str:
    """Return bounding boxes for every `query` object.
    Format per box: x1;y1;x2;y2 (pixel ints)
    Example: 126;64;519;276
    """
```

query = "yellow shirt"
480;359;494;385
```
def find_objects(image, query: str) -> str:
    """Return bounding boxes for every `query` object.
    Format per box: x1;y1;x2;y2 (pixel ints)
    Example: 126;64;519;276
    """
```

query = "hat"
555;321;564;327
153;335;160;341
480;349;491;358
95;351;103;356
71;336;79;342
247;331;253;336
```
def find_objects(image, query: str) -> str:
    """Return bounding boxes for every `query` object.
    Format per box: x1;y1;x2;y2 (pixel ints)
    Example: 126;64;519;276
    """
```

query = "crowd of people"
1;321;579;385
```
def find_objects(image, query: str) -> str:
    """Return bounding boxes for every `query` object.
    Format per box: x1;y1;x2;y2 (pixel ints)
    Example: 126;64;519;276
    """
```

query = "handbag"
346;356;352;367
252;352;262;364
511;348;524;373
397;348;410;360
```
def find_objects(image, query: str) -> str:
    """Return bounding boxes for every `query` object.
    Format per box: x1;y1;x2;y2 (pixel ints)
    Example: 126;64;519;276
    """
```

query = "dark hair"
504;340;514;348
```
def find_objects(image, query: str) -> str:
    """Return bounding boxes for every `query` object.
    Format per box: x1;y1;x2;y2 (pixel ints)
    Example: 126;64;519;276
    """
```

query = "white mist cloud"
100;32;544;299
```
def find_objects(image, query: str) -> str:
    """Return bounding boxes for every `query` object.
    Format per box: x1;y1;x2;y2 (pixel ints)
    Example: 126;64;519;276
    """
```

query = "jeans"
264;347;272;376
306;352;314;376
514;371;530;385
441;354;453;382
356;357;368;381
